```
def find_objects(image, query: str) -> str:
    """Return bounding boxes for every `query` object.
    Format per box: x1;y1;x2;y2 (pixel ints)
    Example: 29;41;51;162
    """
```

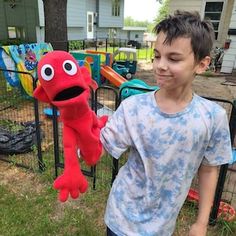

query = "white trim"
87;11;94;39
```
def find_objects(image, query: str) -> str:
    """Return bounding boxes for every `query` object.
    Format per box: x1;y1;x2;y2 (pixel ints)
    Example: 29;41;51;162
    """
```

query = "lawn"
0;156;236;236
1;63;236;236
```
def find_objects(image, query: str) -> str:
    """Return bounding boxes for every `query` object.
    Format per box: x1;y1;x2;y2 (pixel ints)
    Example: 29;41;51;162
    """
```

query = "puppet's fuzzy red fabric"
33;51;107;202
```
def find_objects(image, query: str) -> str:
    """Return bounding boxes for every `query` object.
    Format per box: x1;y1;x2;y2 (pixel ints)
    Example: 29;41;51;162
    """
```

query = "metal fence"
68;38;154;61
0;68;236;223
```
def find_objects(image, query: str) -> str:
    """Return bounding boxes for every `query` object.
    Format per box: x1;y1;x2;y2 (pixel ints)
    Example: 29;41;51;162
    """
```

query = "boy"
100;11;232;236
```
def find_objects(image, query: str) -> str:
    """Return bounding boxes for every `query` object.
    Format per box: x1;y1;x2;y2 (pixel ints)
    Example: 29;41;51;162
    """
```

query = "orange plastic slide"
100;65;127;87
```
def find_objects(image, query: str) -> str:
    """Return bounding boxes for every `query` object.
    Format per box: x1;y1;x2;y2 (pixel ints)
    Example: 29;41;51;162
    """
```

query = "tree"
124;17;155;32
154;0;170;24
124;17;149;27
42;0;68;51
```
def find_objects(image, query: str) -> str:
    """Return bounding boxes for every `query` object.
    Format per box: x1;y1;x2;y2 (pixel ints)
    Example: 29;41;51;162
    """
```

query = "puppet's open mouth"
53;86;84;101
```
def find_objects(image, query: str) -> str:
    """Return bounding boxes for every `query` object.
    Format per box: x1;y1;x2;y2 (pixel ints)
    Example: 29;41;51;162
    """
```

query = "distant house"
168;0;236;74
0;0;145;46
121;26;147;43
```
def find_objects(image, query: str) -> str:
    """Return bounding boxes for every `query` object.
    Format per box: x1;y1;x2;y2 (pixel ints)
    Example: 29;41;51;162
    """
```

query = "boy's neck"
155;87;193;114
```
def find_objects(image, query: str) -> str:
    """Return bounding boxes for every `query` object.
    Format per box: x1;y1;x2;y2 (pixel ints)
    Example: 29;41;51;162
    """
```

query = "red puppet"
33;51;107;202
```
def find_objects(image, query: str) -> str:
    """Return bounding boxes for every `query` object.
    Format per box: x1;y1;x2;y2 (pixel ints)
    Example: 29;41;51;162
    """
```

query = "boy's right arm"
189;164;218;236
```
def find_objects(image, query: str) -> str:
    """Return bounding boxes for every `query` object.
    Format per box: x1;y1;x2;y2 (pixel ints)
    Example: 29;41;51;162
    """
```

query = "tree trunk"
42;0;68;51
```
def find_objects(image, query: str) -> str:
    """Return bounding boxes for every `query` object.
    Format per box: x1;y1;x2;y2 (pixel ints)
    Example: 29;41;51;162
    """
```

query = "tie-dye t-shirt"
100;91;232;236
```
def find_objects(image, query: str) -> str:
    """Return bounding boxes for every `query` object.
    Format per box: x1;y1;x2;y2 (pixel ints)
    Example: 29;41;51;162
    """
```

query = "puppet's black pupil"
45;67;52;76
65;63;72;70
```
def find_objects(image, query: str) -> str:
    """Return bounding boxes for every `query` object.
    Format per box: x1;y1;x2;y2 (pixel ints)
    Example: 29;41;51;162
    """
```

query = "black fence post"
32;74;45;172
95;38;98;51
52;105;60;177
106;38;108;52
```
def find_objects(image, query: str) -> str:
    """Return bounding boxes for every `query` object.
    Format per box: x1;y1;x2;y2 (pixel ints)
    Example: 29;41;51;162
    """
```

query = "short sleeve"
203;109;232;166
100;102;132;159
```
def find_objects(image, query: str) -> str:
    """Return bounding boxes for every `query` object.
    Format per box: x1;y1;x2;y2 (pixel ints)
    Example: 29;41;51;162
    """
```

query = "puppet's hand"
53;164;88;202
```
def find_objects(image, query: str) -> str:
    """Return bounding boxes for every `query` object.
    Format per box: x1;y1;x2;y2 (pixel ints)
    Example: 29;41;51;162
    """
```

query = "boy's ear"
196;56;211;74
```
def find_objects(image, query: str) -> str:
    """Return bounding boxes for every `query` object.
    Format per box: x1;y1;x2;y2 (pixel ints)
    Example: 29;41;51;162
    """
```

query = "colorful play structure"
0;44;157;99
187;188;236;222
0;45;157;119
0;43;53;97
71;49;158;98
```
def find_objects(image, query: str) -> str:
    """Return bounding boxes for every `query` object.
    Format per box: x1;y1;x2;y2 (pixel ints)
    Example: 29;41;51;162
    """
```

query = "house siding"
37;0;87;42
0;0;38;42
37;0;124;41
2;0;126;43
221;0;236;73
217;0;234;47
0;1;8;40
67;0;86;27
38;0;86;27
169;0;203;14
98;0;124;28
169;0;232;47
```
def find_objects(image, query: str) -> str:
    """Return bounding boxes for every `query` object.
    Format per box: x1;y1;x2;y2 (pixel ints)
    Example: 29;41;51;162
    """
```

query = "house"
0;0;145;47
168;0;236;74
121;26;147;44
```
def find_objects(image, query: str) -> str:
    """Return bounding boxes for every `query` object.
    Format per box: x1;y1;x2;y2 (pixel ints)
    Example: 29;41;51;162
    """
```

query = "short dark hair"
153;10;215;62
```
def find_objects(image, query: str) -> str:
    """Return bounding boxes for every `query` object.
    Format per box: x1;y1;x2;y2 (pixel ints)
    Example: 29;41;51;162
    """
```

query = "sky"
124;0;161;22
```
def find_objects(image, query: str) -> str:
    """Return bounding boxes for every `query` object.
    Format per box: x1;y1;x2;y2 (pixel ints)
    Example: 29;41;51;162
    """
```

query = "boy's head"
153;10;215;62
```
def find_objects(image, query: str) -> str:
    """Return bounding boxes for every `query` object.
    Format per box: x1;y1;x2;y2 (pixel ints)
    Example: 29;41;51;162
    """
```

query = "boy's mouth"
157;75;172;80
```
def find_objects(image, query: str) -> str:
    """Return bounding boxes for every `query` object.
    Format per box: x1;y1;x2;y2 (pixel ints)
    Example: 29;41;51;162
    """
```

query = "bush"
0;39;29;46
69;40;84;50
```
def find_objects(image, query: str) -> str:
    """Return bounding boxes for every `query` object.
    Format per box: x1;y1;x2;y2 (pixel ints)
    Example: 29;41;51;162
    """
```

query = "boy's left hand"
189;222;207;236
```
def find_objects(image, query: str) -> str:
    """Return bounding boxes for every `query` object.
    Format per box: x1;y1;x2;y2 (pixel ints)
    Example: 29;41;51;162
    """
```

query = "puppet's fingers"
79;181;88;193
59;188;69;202
70;189;80;199
53;176;65;190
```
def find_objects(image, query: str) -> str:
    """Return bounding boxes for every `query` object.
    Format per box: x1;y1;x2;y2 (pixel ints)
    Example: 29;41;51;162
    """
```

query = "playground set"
0;43;53;98
0;44;236;222
70;48;158;98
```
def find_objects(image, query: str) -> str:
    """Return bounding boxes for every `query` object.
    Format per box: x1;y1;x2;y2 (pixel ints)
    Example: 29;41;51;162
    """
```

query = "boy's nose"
155;58;168;71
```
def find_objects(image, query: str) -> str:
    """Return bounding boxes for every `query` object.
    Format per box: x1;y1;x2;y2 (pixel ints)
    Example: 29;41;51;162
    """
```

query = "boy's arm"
189;164;218;236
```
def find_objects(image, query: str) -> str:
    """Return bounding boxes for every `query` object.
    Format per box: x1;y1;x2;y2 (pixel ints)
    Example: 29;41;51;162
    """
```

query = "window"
7;26;25;39
112;0;120;16
108;28;117;38
204;1;224;39
88;14;93;32
135;34;139;39
8;27;16;39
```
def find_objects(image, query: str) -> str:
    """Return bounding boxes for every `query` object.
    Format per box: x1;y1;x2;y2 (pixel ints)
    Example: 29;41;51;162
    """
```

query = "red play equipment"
100;65;127;87
187;188;236;222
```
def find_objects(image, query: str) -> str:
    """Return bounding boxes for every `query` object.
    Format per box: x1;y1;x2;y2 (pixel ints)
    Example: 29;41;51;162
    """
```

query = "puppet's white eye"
41;64;54;81
63;60;77;75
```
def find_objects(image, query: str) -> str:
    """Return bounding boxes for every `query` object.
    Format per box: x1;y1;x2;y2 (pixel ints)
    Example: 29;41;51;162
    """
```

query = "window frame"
112;0;121;17
203;0;226;40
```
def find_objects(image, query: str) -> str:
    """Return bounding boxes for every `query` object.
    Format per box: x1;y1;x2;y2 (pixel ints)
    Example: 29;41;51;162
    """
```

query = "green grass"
72;47;154;62
1;154;236;236
0;155;110;236
0;183;108;236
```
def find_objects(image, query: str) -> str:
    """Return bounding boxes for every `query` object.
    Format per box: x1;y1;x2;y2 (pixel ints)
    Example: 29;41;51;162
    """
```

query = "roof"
115;47;137;53
122;26;147;31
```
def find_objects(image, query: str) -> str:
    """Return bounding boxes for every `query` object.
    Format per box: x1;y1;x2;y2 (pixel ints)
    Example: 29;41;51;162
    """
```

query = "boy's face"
153;32;209;90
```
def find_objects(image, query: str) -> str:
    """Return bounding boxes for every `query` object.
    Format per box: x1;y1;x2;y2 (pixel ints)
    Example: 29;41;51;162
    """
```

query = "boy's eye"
169;58;180;62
